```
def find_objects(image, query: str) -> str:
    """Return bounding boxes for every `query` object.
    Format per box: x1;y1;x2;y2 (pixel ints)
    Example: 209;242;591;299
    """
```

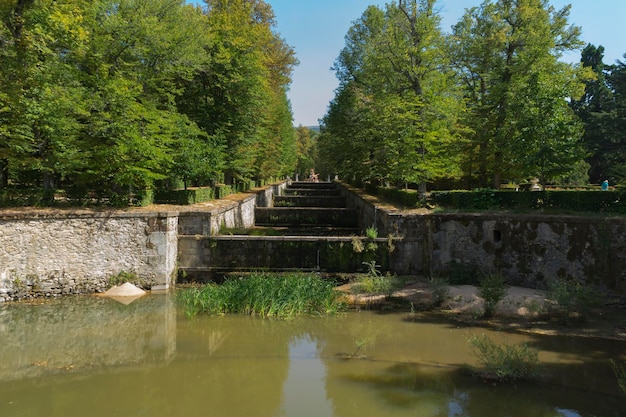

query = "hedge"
430;190;626;213
154;187;215;205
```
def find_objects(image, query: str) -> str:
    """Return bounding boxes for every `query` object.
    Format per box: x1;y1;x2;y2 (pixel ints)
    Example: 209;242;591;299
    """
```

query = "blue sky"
191;1;626;126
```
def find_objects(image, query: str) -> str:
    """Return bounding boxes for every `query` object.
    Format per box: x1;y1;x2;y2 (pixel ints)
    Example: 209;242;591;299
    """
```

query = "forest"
318;0;626;193
1;0;625;205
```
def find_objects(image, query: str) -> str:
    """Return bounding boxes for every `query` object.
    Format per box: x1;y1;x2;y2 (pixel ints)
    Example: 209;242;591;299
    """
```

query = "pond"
0;293;624;417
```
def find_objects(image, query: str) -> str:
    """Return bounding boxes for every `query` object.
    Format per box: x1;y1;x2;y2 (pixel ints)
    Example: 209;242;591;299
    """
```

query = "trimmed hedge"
376;187;422;208
430;190;626;213
154;187;215;205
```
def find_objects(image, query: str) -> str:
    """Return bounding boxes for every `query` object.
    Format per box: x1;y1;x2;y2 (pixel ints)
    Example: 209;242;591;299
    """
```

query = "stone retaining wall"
338;182;626;290
0;210;178;302
0;182;286;302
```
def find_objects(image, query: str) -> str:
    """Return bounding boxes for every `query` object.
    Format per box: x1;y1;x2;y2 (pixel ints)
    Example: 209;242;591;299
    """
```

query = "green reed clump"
467;334;540;382
178;273;345;319
610;360;626;394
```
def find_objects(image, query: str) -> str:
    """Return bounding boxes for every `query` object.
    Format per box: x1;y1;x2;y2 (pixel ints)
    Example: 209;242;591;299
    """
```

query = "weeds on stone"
467;334;540;382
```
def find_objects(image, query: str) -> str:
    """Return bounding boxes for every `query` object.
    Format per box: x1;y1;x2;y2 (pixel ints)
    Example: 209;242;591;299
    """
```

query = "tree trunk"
0;159;7;188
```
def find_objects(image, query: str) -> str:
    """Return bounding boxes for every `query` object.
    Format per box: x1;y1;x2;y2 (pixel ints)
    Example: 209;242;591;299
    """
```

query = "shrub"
428;276;450;308
478;274;507;318
547;278;602;323
468;334;540;381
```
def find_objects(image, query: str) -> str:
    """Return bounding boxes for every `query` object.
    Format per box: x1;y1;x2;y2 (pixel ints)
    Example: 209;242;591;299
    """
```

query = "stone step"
255;207;358;228
273;195;346;208
282;188;341;196
224;226;361;237
178;235;392;280
288;181;337;189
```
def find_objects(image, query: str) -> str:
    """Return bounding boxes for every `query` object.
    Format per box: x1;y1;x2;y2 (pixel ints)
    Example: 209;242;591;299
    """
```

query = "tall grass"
177;273;345;319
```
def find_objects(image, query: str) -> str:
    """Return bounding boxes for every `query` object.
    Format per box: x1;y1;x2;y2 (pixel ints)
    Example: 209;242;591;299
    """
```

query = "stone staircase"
178;181;391;280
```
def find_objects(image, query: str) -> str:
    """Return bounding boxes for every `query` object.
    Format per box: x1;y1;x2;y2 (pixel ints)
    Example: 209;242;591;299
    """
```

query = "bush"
430;190;626;213
478;274;507;318
154;187;214;205
428;276;450;308
547;278;602;323
468;334;540;381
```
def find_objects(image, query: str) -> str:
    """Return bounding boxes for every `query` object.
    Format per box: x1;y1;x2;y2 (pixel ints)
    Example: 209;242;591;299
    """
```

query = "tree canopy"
0;0;297;199
320;0;611;191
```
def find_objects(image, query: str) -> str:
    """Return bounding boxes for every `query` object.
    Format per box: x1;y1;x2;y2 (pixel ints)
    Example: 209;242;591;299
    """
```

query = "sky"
192;1;626;127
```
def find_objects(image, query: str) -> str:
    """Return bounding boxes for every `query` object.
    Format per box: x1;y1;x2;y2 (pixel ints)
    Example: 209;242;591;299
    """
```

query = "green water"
0;294;624;417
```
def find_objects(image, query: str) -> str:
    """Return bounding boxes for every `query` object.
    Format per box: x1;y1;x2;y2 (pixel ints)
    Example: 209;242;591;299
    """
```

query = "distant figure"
308;168;319;182
602;179;609;191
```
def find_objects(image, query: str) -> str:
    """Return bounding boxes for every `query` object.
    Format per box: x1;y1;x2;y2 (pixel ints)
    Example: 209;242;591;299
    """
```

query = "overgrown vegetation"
428;276;450;308
546;278;602;323
177;273;345;319
349;261;394;296
108;271;140;288
467;334;540;382
478;274;507;318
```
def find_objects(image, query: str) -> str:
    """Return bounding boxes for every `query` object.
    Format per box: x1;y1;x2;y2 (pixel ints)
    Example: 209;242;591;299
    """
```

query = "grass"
467;334;540;382
177;272;346;319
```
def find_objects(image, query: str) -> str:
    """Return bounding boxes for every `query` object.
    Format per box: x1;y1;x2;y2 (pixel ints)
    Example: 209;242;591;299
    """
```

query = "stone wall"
338;182;626;290
0;210;178;301
0;182;287;301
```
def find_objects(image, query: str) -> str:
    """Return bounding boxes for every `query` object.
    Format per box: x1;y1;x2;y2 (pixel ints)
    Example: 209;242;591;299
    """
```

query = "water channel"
0;293;624;417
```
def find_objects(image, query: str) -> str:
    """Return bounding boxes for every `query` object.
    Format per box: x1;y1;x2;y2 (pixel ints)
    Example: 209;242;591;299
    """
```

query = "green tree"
295;126;318;180
321;1;464;193
573;45;626;185
451;0;589;188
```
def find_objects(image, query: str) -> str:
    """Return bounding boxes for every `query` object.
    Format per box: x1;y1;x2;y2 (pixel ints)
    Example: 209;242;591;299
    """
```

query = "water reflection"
0;294;176;381
0;296;624;417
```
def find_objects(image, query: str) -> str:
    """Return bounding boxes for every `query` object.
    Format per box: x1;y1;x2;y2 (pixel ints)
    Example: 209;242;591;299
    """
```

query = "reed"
178;273;345;319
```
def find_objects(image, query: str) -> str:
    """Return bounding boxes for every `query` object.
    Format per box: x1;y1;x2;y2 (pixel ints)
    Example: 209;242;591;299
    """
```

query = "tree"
572;45;626;185
321;1;464;193
451;0;589;188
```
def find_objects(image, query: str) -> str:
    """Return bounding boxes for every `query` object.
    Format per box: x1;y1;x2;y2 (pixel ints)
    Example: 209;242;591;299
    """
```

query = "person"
602;179;609;191
308;168;319;182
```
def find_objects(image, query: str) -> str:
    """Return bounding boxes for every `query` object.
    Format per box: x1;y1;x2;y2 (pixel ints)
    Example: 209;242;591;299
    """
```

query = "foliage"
0;0;297;204
430;190;626;213
154;187;215;205
610;360;626;395
177;273;345;319
478;274;507;318
365;226;378;240
450;0;589;189
320;1;465;192
571;45;626;186
108;270;140;288
468;334;540;382
546;278;602;323
428;276;450;308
